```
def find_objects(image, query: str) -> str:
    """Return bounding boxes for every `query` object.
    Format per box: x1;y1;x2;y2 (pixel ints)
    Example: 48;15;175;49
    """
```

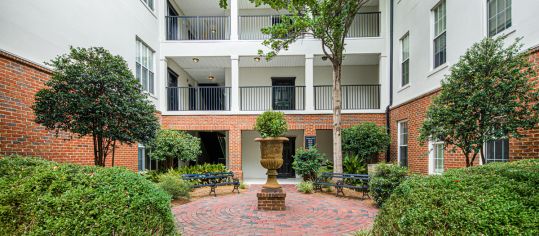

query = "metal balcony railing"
240;86;305;111
166;16;230;40
347;12;381;38
167;87;231;111
314;85;380;110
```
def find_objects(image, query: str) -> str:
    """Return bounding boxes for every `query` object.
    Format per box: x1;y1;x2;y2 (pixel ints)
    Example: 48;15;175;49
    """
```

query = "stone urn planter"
255;137;289;191
253;111;289;210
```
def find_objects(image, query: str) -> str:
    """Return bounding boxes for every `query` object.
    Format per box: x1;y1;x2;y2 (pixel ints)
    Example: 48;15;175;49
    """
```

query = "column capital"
305;54;314;59
231;55;239;60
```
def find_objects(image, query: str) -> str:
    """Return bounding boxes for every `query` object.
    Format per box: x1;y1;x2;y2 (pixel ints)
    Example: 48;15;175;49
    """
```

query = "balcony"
165;13;380;41
314;85;380;110
240;86;305;111
167;86;231;111
166;16;231;40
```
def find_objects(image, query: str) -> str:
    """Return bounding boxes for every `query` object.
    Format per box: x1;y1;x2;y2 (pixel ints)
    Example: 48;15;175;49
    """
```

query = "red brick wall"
162;114;386;179
389;49;539;174
0;50;138;171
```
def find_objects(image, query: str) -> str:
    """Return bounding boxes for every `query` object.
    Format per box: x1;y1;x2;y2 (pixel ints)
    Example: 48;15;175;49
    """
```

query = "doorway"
277;137;296;178
272;77;295;110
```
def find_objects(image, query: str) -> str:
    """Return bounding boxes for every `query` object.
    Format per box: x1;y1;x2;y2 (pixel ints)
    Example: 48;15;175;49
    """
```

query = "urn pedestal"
255;137;288;210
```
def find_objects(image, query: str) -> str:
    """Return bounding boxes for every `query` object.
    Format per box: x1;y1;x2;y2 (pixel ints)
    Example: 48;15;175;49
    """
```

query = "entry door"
167;69;179;111
277;137;296;178
272;77;295;110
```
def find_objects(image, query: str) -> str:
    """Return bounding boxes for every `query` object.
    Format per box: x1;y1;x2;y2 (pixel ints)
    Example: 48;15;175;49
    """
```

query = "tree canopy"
148;130;201;167
219;0;369;173
33;47;160;166
420;37;539;166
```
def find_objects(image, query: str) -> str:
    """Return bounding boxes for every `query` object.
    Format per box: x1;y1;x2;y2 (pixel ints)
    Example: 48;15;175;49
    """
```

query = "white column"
230;0;239;40
231;55;240;112
158;0;166;41
378;55;389;111
305;54;315;112
159;57;168;113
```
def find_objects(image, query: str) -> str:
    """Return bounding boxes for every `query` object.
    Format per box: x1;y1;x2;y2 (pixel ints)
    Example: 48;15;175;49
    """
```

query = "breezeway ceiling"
173;0;228;16
171;56;230;84
314;54;379;66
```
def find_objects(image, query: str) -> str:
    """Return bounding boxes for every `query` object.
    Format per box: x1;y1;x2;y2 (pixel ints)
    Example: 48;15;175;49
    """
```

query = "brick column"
228;129;243;179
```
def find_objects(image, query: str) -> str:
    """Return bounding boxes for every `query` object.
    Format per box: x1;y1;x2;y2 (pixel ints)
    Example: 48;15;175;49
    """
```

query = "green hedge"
372;159;539;236
368;163;408;206
0;156;177;235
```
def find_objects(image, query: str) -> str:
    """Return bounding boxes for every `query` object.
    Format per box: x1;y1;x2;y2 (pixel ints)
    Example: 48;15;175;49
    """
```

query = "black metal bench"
181;172;240;197
314;172;370;199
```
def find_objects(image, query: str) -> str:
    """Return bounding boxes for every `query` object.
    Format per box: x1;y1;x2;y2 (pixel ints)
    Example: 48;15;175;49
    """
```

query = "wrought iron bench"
181;171;240;197
314;172;370;199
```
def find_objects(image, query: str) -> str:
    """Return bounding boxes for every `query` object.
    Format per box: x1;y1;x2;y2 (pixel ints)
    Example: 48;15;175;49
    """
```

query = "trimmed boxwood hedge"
372;159;539;236
0;156;177;235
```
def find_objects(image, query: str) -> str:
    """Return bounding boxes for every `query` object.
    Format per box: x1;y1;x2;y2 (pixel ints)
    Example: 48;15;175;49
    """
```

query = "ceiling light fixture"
321;56;328;61
254;57;261;62
211;28;216;34
208;73;215;80
192;57;200;63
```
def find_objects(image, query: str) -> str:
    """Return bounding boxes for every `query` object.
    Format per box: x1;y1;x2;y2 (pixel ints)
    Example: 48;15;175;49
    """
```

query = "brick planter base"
257;189;286;211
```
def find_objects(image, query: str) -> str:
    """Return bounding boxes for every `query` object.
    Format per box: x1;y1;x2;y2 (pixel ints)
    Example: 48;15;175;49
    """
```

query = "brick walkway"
173;185;378;236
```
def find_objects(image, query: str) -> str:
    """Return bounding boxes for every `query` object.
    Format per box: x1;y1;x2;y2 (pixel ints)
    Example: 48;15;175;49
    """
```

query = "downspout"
385;0;394;162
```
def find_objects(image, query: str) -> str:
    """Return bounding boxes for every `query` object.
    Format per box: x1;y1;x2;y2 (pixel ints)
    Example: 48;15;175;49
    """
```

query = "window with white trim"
141;0;154;11
136;39;155;94
430;141;444;174
488;0;511;37
137;144;145;172
485;139;509;163
398;121;408;167
401;33;410;86
433;0;446;68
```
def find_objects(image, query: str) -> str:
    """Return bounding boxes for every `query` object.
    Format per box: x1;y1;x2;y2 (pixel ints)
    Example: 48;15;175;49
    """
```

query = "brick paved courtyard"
173;185;378;236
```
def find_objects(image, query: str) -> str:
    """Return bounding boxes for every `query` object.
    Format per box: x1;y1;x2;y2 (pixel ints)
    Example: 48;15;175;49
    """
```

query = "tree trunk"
464;152;470;167
479;145;486;165
92;134;99;166
332;63;343;174
96;135;105;167
111;140;116;167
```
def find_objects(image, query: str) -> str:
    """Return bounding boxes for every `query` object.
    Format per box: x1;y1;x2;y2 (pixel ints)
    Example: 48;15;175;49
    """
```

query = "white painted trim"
397;120;408;166
428;140;444;175
161;109;385;116
427;62;449;78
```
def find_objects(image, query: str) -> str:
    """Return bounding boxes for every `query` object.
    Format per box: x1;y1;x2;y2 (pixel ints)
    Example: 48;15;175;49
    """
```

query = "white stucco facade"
392;0;539;107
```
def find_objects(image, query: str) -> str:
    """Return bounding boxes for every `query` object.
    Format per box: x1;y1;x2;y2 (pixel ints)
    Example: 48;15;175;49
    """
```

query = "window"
485;139;509;163
430;141;444;174
433;0;446;68
488;0;511;36
401;33;410;86
137;144;145;172
141;0;154;11
136;40;155;94
398;121;408;167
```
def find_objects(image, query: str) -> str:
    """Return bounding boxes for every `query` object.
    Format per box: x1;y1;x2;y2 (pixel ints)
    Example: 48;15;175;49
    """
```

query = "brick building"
1;0;538;178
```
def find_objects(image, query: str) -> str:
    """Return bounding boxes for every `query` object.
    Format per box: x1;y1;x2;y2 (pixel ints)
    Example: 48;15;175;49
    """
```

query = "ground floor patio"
173;185;378;236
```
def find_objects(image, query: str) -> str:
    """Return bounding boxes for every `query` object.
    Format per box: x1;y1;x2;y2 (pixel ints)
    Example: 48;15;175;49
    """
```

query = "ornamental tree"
148;130;202;168
33;47;160;167
342;122;390;163
420;37;539;166
220;0;369;173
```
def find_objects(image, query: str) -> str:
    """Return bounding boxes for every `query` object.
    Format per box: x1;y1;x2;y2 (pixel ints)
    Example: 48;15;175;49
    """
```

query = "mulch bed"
171;185;248;207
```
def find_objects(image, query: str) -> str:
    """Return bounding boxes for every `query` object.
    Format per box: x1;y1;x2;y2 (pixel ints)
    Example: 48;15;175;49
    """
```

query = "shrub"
157;172;192;200
175;163;228;175
372;159;539;236
369;163;408;206
342;122;390;163
239;182;248;189
254;111;288;137
343;154;367;174
0;156;176;235
148;129;202;168
296;181;315;194
292;147;327;181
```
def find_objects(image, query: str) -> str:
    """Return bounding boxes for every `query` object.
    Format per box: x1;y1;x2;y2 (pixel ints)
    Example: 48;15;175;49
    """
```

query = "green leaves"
368;163;408;207
420;37;539;165
32;47;160;166
0;156;177;235
148;130;202;163
292;146;327;181
254;111;288;138
342;122;390;162
372;159;539;235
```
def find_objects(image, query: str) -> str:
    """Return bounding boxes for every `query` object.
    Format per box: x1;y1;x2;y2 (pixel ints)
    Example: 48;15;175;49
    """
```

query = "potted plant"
254;111;288;191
